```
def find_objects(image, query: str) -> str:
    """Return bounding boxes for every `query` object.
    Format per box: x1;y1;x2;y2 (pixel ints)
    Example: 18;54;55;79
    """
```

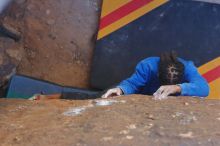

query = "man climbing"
102;52;210;100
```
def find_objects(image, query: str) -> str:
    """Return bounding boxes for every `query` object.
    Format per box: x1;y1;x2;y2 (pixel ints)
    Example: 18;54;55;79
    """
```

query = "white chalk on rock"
126;135;134;140
94;99;126;106
127;124;136;129
179;131;194;138
101;136;113;141
63;107;86;116
119;130;130;135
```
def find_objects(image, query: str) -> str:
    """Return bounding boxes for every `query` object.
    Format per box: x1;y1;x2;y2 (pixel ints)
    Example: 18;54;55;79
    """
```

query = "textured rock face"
0;38;23;87
0;0;25;89
18;0;101;88
0;0;101;90
0;95;220;146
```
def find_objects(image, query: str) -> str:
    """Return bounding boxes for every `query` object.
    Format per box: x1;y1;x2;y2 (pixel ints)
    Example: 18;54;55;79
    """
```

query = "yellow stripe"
98;0;169;40
207;78;220;99
101;0;131;18
198;57;220;99
198;57;220;75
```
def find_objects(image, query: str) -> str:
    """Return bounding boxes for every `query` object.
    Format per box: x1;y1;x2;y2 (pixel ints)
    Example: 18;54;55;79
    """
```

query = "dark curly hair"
159;52;184;85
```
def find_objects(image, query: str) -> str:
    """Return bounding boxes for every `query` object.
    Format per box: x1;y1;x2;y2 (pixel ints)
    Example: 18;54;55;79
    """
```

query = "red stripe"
202;65;220;83
99;0;153;30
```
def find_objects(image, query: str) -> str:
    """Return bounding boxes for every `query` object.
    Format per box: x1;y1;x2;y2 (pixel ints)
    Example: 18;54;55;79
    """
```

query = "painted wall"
92;0;220;99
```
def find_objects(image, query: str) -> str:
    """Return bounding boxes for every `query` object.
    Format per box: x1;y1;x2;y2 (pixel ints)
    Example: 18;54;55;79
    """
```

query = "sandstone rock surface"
0;95;220;146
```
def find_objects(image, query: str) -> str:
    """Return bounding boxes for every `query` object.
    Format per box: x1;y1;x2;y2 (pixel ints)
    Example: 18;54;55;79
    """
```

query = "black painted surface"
91;0;220;89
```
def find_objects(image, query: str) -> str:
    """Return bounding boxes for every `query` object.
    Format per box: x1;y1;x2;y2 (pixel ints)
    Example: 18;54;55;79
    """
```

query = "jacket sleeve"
179;61;210;97
117;61;150;95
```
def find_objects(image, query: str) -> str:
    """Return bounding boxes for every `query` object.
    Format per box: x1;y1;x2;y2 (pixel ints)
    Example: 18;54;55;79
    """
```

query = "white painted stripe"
193;0;220;5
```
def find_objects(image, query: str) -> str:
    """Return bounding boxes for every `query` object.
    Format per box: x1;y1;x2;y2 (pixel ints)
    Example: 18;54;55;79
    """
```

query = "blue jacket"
117;57;210;97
